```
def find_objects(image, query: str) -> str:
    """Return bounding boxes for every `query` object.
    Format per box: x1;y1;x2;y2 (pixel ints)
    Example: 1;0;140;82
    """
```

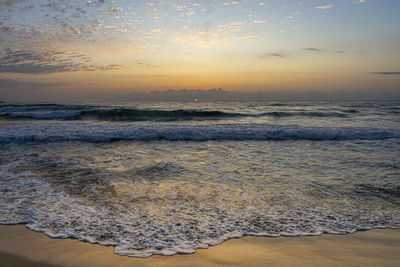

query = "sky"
0;0;399;101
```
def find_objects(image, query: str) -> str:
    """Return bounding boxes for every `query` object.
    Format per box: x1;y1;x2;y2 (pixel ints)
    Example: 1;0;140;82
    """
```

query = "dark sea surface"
0;101;399;257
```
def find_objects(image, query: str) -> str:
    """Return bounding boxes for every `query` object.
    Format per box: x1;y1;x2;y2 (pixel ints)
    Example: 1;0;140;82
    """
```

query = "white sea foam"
0;140;399;257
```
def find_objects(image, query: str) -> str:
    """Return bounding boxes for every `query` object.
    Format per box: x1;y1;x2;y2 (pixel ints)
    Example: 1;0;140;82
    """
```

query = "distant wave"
0;105;244;121
0;104;89;112
0;104;363;121
79;109;243;121
1;123;398;143
260;111;349;118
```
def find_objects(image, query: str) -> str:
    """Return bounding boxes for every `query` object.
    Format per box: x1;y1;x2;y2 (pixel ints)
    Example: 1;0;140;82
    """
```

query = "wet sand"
0;225;399;266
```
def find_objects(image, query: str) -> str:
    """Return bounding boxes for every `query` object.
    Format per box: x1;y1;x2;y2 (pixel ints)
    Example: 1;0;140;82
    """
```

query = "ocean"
0;100;399;257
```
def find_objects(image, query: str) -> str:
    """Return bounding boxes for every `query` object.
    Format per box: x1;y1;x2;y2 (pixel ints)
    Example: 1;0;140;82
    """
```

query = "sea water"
0;101;399;257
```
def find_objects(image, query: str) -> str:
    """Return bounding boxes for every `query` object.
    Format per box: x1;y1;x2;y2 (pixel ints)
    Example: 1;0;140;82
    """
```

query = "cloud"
223;1;240;6
0;2;115;49
108;7;122;12
304;48;324;52
235;35;257;40
136;61;160;68
66;26;81;35
0;49;121;74
258;52;285;58
303;48;345;54
259;48;345;59
269;53;284;58
0;0;21;6
370;72;400;75
315;5;333;9
0;26;13;33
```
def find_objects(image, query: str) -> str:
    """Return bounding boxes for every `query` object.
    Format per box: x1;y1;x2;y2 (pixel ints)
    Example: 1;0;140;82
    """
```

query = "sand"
0;225;399;267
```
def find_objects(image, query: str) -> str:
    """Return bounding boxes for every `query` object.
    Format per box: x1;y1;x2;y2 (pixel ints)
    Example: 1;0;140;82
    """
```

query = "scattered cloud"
0;0;21;6
315;5;333;9
304;48;346;54
136;60;160;68
222;1;240;6
0;49;120;74
108;7;122;12
0;1;124;50
258;52;285;59
269;53;285;58
235;35;257;40
66;26;81;35
304;48;324;52
370;72;400;75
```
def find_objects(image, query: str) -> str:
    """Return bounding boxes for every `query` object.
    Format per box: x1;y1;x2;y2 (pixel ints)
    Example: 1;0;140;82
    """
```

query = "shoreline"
0;225;399;266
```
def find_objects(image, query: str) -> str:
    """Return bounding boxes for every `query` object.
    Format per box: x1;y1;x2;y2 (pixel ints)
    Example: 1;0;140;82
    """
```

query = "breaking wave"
0;104;370;121
0;123;398;143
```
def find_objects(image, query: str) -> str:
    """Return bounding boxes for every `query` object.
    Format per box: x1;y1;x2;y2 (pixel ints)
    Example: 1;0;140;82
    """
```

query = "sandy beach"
0;225;399;267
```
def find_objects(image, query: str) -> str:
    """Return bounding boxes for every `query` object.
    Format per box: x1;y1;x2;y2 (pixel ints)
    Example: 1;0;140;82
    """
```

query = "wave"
0;105;358;121
1;123;398;143
0;104;90;113
0;111;82;119
0;104;91;120
0;105;244;121
260;111;349;118
0;109;241;121
79;108;244;121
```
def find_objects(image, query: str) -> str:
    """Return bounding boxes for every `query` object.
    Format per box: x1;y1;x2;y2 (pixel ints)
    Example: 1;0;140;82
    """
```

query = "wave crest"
1;123;398;142
0;104;368;121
